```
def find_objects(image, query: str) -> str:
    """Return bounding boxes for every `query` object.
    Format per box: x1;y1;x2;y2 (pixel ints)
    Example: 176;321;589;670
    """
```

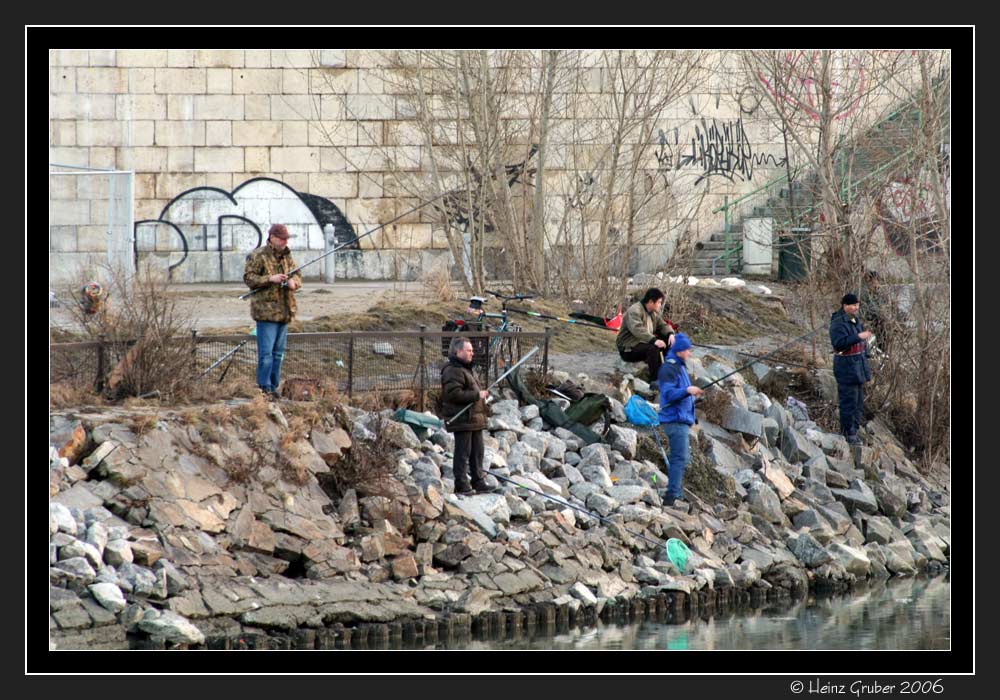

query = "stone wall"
49;49;805;283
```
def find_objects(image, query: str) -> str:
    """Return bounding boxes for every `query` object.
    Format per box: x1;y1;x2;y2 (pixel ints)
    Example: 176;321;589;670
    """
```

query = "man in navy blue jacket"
657;333;704;507
829;293;873;445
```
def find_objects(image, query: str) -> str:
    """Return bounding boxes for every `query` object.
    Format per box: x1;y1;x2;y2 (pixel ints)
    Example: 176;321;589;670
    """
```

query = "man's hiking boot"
472;482;497;494
455;483;475;496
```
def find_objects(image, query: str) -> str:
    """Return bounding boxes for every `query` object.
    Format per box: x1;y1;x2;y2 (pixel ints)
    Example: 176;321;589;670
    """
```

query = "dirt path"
50;281;403;334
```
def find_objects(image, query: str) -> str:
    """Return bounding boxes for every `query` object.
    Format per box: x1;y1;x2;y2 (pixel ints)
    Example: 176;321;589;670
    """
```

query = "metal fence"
51;329;551;411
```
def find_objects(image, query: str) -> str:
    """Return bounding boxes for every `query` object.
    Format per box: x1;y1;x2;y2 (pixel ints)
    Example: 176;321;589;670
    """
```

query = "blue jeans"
256;321;288;392
662;422;691;500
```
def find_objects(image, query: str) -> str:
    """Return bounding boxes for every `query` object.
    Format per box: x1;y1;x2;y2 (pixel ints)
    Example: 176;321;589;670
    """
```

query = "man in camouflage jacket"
243;224;303;397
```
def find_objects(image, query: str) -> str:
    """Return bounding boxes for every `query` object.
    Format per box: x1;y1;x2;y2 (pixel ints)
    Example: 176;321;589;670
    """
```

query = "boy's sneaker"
846;434;862;445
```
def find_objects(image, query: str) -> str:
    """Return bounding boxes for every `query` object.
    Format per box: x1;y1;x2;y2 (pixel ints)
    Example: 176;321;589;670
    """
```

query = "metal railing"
50;329;551;412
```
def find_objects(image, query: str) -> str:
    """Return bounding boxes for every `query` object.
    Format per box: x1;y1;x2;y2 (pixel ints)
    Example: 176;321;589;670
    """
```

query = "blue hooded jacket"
658;349;696;425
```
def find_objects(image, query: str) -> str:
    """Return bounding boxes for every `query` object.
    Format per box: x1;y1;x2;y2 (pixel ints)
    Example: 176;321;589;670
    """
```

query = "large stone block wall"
50;49;802;283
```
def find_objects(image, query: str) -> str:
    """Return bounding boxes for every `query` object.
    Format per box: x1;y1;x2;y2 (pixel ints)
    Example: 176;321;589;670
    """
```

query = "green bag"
507;369;604;446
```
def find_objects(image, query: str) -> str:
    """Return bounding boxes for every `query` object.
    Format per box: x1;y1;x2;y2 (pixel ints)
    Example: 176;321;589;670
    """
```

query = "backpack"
441;319;487;358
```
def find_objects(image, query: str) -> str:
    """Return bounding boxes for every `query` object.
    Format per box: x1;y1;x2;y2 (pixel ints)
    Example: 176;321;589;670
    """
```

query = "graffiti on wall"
756;50;867;122
133;177;357;280
875;176;947;257
656;118;787;185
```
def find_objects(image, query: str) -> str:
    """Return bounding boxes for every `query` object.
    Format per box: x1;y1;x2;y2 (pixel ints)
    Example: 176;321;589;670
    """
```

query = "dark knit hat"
841;293;859;306
269;224;290;239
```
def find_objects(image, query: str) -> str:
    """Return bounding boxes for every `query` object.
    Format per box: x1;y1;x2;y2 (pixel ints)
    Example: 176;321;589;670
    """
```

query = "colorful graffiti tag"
757;50;867;122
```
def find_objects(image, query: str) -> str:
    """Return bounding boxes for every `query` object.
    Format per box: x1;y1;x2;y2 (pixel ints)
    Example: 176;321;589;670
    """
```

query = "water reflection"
458;576;949;650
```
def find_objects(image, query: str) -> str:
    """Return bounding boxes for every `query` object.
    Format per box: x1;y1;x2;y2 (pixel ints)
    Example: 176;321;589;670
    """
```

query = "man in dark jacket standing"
243;224;302;398
616;288;676;381
657;333;703;507
441;337;494;495
829;293;873;445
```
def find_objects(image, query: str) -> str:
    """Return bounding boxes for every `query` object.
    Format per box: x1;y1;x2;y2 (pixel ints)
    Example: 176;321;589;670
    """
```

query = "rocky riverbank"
48;348;950;650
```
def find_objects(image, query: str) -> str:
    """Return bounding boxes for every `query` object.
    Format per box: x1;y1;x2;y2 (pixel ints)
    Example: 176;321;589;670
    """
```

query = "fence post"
347;334;354;399
95;333;107;392
543;327;551;377
418;325;427;413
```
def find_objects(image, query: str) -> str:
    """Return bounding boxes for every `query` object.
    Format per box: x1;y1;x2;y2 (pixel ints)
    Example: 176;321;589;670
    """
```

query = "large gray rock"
747;482;784;524
585;493;618;517
53;557;97;583
607;485;647;505
781;425;822;464
137;610;205;645
607;426;638;460
761;418;780;448
569;482;604;504
118;562;164;598
766;401;790;431
84;521;109;556
874;481;908;517
906;524;948;563
60;540;103;570
828;542;871;577
50;503;77;536
787;532;834;568
722;404;764;439
832;480;879;515
88;582;127;613
814;503;852;537
578;458;614;491
569;581;598;605
883;541;918;575
703;437;743;473
864;516;899;546
792;509;836;544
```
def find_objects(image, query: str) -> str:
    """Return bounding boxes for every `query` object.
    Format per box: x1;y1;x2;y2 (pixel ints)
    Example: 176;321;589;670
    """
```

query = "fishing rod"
690;343;816;370
504;305;616;332
239;190;450;300
446;345;541;425
198;339;250;381
697;325;827;391
490;473;663;550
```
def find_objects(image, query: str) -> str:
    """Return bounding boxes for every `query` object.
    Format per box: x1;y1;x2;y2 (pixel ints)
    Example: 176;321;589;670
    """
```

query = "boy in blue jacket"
657;333;704;507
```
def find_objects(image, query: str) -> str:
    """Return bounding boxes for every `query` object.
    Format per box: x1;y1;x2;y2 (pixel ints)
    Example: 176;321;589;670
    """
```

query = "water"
455;576;950;651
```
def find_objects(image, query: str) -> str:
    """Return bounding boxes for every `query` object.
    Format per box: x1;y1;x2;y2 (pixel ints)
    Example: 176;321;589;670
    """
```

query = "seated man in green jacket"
616;288;675;382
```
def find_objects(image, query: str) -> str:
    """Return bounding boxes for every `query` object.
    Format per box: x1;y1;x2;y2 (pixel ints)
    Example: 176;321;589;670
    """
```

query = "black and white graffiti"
133;177;356;280
679;117;787;185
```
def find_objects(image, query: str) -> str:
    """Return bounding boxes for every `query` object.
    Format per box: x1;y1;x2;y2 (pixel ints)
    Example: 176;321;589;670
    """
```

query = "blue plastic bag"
624;395;659;426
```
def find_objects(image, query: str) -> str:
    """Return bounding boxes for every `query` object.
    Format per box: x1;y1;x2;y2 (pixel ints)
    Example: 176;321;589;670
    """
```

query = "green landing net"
666;538;691;573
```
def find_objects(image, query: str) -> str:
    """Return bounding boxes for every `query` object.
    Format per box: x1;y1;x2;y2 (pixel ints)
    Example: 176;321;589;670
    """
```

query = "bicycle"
443;290;533;383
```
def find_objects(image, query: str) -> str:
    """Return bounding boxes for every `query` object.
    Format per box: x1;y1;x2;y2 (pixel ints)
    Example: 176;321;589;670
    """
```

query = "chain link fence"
51;330;550;410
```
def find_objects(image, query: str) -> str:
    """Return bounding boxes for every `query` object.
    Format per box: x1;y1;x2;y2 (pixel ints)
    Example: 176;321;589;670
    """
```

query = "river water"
451;576;950;651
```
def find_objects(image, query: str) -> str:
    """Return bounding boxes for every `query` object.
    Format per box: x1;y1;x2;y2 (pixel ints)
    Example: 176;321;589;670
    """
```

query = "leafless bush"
59;262;198;401
318;414;397;501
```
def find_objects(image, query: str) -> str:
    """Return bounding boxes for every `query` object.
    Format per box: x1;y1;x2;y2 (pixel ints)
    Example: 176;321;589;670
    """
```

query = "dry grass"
757;371;790;403
128;413;159;439
697;388;732;426
418;260;457;303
